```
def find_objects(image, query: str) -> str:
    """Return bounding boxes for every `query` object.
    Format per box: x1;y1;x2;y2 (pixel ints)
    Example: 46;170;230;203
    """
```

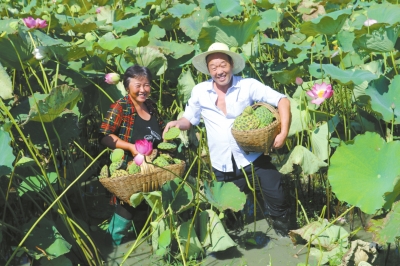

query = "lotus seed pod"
232;106;260;131
110;169;128;178
109;160;124;175
173;158;182;164
157;142;177;151
127;161;141;174
110;148;124;163
153;156;170;167
160;153;174;164
164;127;181;140
99;165;109;179
254;106;274;128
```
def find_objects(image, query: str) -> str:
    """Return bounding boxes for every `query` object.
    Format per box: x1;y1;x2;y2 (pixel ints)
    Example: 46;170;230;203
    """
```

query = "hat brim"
192;49;245;75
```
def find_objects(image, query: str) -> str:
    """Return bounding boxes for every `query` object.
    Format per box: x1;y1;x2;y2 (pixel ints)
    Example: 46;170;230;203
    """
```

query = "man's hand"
273;132;287;149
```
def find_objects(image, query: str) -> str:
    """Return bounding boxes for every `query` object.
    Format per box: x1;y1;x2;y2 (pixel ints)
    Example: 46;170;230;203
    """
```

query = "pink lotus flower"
23;17;48;29
134;139;153;165
105;73;120;84
306;82;333;105
364;19;377;27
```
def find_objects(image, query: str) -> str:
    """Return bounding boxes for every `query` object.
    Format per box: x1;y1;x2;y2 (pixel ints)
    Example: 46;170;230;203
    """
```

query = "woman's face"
127;76;151;104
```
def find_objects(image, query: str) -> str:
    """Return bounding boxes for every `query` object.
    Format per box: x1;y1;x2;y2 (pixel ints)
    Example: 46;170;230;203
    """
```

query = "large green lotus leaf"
112;16;146;34
149;25;166;40
0;130;15;177
290;218;349;251
272;66;304;85
291;219;349;265
21;113;81;148
367;200;400;244
17;172;58;197
198;26;238;51
161;178;193;214
367;2;400;26
214;0;243;17
154;15;180;31
177;69;196;105
279;145;328;175
311;115;340;162
148;40;194;60
22;217;72;260
178;221;204;259
353;26;398;53
258;9;282;31
337;30;355;53
130;191;163;215
135;0;162;9
15;156;36;168
329;132;400;214
288;97;311;137
300;9;352;36
197;209;237;252
0;63;13;100
155;229;171;256
180;9;209;40
309;63;378;86
207;16;261;47
260;37;308;57
167;3;197;17
96;30;146;54
0;31;34;69
26;85;82;123
366;75;400;124
124;46;168;76
203;180;246;212
352;109;381;135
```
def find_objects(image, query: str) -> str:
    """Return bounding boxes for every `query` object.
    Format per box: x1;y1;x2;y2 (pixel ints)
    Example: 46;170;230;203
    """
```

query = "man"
163;42;291;236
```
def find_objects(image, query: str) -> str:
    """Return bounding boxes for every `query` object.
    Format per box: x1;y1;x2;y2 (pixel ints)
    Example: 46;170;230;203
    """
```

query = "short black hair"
123;65;153;89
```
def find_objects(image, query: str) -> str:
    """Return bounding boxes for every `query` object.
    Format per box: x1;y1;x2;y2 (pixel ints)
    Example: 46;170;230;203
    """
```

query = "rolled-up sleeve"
249;79;286;107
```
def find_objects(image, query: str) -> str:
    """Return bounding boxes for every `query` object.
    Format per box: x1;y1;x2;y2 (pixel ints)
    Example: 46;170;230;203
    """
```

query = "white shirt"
183;75;286;172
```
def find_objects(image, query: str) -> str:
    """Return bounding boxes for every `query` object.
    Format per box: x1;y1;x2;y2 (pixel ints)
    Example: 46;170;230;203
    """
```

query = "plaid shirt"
99;96;165;162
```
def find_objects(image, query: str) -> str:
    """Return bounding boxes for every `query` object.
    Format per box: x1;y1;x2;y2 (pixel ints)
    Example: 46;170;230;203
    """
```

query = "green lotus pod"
157;142;177;150
254;106;274;128
109;160;123;175
110;148;124;163
232;106;260;131
164;127;181;140
127;161;141;174
99;165;109;179
160;153;174;164
173;158;182;164
153;156;170;167
110;169;128;178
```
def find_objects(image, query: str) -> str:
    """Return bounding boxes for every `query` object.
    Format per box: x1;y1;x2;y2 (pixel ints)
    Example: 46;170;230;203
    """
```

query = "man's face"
206;52;234;90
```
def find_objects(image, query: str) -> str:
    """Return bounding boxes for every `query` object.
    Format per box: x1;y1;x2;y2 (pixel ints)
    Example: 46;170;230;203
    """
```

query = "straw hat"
192;42;245;75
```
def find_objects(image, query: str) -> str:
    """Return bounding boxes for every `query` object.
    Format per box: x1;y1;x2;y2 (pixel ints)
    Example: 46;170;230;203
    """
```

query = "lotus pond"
1;0;400;265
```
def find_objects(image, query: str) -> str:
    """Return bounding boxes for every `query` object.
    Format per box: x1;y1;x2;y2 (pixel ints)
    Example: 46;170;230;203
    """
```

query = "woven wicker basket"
231;102;281;154
99;160;186;204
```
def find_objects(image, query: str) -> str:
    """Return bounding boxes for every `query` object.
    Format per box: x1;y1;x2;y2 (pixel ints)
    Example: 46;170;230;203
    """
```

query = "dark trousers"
213;154;288;217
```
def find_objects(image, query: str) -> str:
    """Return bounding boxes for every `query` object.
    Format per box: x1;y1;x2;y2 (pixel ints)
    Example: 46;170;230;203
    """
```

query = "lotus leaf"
0;63;13;100
279;145;328;175
130;191;163;215
329;132;400;214
22;217;72;260
311;116;339;162
197;209;237;252
0;129;15;177
15;156;36;168
354;26;399;53
124;46;168;76
17;172;58;197
155;229;171;256
366;75;400;124
178;221;204;259
300;9;352;36
180;9;209;40
203;180;246;212
366;200;400;244
177;70;195;105
214;0;243;17
161;178;193;214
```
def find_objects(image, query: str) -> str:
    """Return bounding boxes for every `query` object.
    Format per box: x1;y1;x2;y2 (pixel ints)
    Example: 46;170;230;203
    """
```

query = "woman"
99;65;164;245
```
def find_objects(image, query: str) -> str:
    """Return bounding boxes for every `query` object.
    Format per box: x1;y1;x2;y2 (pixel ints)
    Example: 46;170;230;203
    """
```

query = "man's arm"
274;97;291;149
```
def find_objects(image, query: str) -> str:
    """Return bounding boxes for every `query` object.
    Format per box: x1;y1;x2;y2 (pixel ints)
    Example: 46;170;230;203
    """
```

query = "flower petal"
23;17;36;28
306;90;317;97
134;154;144;166
311;97;325;105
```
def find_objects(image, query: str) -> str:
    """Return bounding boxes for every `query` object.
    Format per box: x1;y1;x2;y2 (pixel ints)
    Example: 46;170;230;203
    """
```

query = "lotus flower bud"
23;17;48;29
364;19;377;27
295;77;303;85
105;73;120;84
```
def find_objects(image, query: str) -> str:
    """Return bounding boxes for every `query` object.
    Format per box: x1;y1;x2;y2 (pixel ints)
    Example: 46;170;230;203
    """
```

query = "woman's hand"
128;143;138;158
